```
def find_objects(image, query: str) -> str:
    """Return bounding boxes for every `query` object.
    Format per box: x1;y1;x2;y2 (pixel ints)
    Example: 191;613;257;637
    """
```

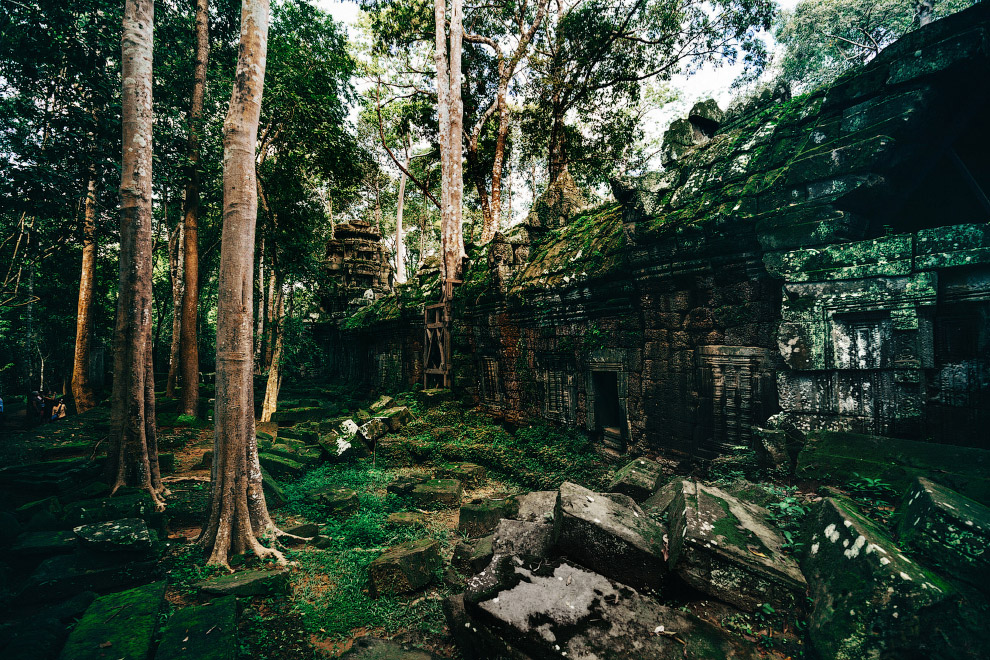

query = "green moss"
60;582;165;660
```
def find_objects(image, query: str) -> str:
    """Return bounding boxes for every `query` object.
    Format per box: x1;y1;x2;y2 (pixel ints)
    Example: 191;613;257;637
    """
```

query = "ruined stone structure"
320;219;394;317
325;6;990;458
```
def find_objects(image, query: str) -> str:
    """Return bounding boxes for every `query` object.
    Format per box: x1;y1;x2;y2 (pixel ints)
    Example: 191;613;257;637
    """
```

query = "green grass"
282;462;454;640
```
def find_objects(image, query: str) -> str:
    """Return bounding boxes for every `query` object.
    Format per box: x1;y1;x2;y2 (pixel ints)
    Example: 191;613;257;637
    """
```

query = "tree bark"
260;282;284;423
198;0;288;568
109;0;164;508
71;171;99;413
435;0;465;290
263;271;276;369
394;134;410;284
254;236;265;373
166;219;183;398
178;0;209;418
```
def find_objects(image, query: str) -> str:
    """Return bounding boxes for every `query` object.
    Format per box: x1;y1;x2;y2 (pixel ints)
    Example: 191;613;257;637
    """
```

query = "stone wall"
321;5;990;456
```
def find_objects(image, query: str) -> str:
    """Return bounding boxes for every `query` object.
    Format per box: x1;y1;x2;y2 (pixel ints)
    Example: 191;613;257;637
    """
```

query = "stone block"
260;465;288;509
74;518;152;554
668;480;806;612
338;637;435;660
10;530;76;558
608;458;664;502
439;462;486;488
155;596;237;660
20;554;160;603
62;493;165;537
382;406;414;430
898;477;990;592
196;568;289;597
369;395;395;412
410;479;463;509
802;497;963;660
368;539;441;597
278;427;319;444
467;559;760;660
358;417;389;444
491;519;553;563
553;481;668;592
452;535;494;575
387;511;426;527
58;581;165;660
507;491;557;524
258;452;305;479
270;406;325;425
387;473;429;496
457;498;511;538
311;487;359;517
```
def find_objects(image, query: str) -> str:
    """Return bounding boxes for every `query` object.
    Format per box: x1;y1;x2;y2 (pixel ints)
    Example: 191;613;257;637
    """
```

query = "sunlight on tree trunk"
260;283;285;423
435;0;465;288
197;0;296;569
394;133;410;284
109;0;164;509
254;236;265;373
166;220;183;398
71;171;98;413
178;0;210;419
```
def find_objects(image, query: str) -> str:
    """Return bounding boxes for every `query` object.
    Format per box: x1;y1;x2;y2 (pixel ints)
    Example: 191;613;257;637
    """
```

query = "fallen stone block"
457;498;511;537
62;493;166;537
898;476;990;593
802;496;962;660
387;511;426;527
278;427;319;444
410;479;463;509
58;581;165;660
387;474;429;496
466;559;760;660
667;480;806;612
15;495;63;523
368;538;441;597
20;553;160;603
196;568;289;597
260;465;288;509
608;457;665;502
10;530;77;558
452;535;495;575
311;487;359;517
641;479;681;524
507;490;556;524
270;406;325;425
369;395;395;412
258;452;305;479
266;443;322;467
358;417;389;444
338;637;435;660
554;481;667;592
439;463;487;488
74;518;153;554
491;519;552;563
382;406;414;431
155;595;237;660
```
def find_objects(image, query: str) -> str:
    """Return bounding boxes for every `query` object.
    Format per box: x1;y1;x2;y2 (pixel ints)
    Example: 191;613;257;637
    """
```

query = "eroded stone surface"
410;479;463;509
458;498;511;537
554;481;667;592
368;539;441;597
58;581;165;660
155;596;237;660
196;569;289;597
73;518;152;553
668;480;805;612
608;458;665;502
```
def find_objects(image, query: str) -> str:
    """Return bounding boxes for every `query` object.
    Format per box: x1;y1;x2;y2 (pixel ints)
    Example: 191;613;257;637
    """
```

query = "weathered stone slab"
452;535;495;575
438;463;486;488
369;395;395;412
802;497;958;660
270;406;325;425
278;427;319;444
260;465;288;509
410;479;463;509
491;519;552;563
381;406;414;431
58;581;165;660
74;518;152;553
338;637;435;660
554;481;667;592
258;452;305;479
608;458;664;502
21;554;159;602
358;417;389;444
196;568;289;597
10;530;76;558
266;443;322;466
387;474;429;496
470;560;759;660
155;596;237;660
311;487;359;517
368;538;441;597
898;477;990;592
641;479;681;524
387;512;426;527
668;480;806;612
457;498;511;537
507;490;556;523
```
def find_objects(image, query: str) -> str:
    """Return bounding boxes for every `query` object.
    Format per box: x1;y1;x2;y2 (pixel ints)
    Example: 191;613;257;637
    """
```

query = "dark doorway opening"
592;371;624;451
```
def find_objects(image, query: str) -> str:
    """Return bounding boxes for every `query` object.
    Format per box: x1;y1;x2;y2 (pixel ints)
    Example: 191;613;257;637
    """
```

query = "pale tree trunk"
394;134;410;284
166;220;183;398
916;0;934;27
263;271;276;368
198;0;294;568
435;0;465;289
178;0;209;418
109;0;164;508
254;236;265;373
71;170;99;412
260;282;285;422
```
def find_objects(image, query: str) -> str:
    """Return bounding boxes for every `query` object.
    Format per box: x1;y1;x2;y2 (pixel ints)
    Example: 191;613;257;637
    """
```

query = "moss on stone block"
410;479;463;509
155;596;237;660
257;452;305;480
58;581;165;660
608;458;664;502
457;498;511;538
368;538;441;597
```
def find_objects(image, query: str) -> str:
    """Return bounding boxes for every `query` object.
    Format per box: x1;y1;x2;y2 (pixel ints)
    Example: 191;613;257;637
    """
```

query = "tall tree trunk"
547;107;567;186
166;219;183;397
178;0;209;418
260;282;284;423
263;271;276;369
394;135;410;284
486;79;511;239
198;0;288;568
435;0;465;290
109;0;164;508
71;171;99;412
254;236;265;373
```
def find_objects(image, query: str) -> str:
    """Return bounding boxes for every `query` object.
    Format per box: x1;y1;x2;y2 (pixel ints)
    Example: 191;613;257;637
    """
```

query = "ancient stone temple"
319;219;394;317
326;5;990;458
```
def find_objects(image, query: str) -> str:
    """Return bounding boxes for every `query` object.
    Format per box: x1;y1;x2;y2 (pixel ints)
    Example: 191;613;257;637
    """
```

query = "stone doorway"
592;370;625;452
